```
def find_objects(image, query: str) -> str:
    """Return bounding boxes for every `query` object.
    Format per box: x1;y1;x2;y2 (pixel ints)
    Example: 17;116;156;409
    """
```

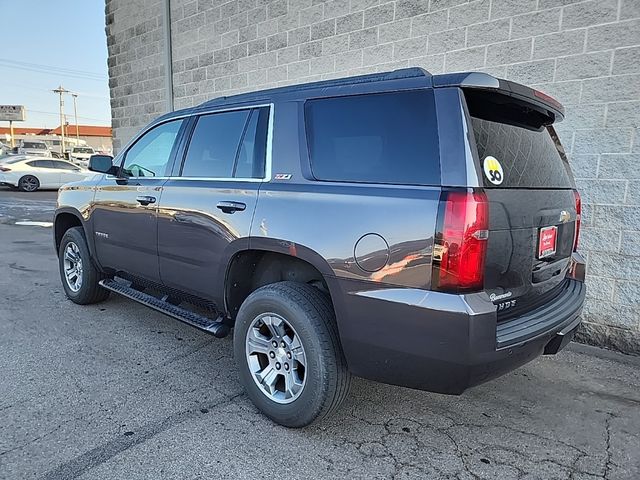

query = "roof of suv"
154;67;563;125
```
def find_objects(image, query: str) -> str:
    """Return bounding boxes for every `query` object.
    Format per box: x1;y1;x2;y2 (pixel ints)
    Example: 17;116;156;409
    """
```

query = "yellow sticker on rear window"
483;156;504;185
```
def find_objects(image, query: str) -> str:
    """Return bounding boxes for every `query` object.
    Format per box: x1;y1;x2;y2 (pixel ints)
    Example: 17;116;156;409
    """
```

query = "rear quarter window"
304;90;440;185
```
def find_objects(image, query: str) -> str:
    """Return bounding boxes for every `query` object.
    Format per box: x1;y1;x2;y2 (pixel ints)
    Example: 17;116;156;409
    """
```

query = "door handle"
217;201;246;214
136;195;156;206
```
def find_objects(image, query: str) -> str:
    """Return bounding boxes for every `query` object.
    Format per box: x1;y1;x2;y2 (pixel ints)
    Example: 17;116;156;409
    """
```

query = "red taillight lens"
0;166;11;172
432;190;489;293
573;189;581;252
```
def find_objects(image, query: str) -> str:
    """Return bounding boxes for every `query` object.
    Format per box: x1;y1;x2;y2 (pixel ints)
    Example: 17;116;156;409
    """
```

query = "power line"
28;109;110;123
0;58;108;82
0;58;107;78
0;81;111;99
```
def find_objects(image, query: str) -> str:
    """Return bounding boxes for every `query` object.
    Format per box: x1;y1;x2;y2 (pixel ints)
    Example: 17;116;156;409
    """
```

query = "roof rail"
197;67;432;109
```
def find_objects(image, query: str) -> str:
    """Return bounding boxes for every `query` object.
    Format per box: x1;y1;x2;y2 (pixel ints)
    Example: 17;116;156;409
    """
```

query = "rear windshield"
5;156;27;164
466;90;573;189
305;90;440;185
470;117;573;189
73;147;94;153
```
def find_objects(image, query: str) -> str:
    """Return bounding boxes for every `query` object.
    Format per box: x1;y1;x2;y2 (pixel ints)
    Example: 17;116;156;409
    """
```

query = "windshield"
73;147;94;154
22;142;47;149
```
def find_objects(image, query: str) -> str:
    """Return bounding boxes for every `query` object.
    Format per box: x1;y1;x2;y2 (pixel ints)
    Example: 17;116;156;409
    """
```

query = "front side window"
28;160;55;168
122;119;183;177
304;90;440;185
181;107;269;179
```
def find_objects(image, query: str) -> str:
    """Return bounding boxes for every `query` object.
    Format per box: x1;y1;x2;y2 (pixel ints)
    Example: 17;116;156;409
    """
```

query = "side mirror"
88;154;114;174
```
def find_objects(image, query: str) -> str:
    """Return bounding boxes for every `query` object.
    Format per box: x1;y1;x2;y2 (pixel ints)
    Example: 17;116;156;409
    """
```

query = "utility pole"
9;120;14;148
71;93;79;143
52;86;69;155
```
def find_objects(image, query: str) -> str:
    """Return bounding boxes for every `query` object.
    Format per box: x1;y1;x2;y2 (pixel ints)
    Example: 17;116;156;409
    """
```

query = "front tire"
234;281;351;428
58;227;109;304
18;175;39;192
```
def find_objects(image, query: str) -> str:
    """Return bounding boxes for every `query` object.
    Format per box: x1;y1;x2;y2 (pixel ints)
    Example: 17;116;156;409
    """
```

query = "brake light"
432;189;489;293
573;189;581;252
0;166;11;172
533;89;563;111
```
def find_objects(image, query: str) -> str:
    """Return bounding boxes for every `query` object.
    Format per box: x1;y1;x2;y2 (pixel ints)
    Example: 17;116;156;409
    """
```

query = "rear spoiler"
433;72;564;123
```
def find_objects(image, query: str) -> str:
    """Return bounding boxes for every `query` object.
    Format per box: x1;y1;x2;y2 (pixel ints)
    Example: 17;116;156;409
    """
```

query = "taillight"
573;189;581;252
0;166;11;172
432;189;489;293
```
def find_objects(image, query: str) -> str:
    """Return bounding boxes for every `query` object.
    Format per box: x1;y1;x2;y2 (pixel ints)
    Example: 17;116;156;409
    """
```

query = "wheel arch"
53;208;95;259
222;241;346;332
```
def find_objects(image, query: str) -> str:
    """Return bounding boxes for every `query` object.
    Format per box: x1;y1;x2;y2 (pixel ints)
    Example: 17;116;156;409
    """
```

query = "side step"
99;278;230;338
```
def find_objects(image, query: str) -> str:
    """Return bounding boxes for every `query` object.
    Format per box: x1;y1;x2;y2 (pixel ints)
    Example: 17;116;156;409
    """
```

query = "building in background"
105;0;640;353
0;125;112;153
49;125;113;153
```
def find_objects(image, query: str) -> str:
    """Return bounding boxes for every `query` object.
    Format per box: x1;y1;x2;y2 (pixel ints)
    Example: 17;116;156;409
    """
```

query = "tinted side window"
305;90;440;185
235;107;269;179
181;108;268;179
122;119;183;177
52;160;77;170
28;160;55;168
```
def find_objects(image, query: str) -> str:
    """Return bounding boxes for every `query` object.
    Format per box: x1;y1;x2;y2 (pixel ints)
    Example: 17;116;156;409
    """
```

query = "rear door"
464;90;578;316
157;105;270;302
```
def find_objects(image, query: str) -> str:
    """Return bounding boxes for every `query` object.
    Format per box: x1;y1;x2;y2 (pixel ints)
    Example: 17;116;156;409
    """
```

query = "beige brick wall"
106;0;640;353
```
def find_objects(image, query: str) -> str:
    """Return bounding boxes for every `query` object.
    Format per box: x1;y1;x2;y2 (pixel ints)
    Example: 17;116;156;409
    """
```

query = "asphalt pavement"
0;186;639;480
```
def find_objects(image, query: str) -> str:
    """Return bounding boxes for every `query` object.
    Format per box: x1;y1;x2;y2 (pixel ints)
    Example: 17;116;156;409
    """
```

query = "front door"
26;159;60;188
91;119;185;283
158;106;270;303
53;160;88;184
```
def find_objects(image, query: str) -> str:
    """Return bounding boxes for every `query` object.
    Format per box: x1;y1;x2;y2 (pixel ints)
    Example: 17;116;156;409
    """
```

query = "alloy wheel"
20;176;38;192
245;313;307;404
63;241;83;292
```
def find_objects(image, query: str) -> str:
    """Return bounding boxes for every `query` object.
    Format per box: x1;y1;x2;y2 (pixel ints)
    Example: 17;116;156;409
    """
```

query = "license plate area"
538;225;557;259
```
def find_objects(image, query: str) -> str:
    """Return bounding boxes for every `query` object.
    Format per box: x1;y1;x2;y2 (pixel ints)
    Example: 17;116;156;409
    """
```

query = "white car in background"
16;140;52;157
0;156;93;192
68;146;95;167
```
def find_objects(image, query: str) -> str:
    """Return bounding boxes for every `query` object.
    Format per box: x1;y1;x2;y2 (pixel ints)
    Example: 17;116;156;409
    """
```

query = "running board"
99;278;230;338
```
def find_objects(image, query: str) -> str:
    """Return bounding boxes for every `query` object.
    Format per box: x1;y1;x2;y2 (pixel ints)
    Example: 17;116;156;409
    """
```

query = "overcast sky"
0;0;111;128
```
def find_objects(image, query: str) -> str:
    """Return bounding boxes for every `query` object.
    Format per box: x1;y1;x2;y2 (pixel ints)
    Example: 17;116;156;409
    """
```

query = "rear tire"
234;281;351;428
18;175;39;192
58;227;110;304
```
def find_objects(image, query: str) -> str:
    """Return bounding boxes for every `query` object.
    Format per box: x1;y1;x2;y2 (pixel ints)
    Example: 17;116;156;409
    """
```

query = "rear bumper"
335;254;586;395
0;175;16;187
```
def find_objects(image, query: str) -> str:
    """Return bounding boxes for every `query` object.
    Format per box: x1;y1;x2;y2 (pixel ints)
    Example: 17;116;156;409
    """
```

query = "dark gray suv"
54;68;586;427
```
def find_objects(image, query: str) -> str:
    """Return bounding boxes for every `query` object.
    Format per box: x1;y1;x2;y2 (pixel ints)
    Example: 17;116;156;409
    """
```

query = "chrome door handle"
136;195;156;205
216;201;246;214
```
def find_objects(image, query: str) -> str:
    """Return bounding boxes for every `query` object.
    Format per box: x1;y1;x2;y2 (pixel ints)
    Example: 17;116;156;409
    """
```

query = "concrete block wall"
105;0;168;152
106;0;640;353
